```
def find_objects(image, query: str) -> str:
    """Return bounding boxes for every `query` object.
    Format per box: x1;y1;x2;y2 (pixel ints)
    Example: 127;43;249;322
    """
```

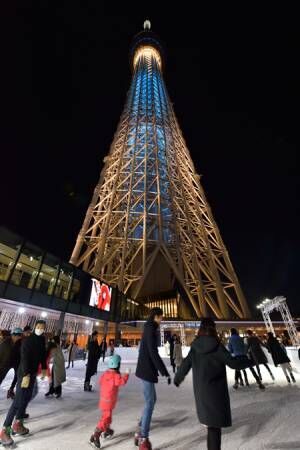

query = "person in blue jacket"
228;328;264;390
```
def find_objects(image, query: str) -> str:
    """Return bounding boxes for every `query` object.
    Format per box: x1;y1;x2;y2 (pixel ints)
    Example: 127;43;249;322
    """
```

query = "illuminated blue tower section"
125;29;173;243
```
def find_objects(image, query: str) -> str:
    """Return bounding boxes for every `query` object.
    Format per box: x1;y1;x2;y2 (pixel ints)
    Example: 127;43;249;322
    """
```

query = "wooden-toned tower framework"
71;22;250;319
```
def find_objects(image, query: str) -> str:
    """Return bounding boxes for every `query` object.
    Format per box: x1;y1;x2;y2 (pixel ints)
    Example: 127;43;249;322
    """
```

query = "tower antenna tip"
143;20;151;30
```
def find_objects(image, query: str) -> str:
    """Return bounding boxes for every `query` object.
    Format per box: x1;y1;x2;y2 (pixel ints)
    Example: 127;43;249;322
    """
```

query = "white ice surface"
1;354;300;450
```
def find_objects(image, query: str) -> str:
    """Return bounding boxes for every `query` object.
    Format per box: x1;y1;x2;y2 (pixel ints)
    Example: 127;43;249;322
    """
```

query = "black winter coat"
246;336;268;365
174;335;251;428
267;336;290;366
87;340;100;375
0;337;14;369
136;320;170;383
169;338;175;361
19;334;47;377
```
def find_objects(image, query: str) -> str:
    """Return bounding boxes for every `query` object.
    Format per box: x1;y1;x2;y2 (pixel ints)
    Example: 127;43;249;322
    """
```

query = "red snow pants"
97;409;112;432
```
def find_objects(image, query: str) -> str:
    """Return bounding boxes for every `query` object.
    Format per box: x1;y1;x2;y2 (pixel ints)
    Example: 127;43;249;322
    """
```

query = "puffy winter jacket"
228;334;246;357
99;369;129;410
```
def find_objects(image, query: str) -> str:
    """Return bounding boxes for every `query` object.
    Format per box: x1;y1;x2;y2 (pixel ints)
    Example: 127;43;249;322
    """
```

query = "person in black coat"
7;336;23;399
0;328;23;386
174;319;252;450
135;308;170;449
1;320;47;447
266;332;296;383
99;337;108;363
246;330;274;381
84;331;100;391
169;334;177;374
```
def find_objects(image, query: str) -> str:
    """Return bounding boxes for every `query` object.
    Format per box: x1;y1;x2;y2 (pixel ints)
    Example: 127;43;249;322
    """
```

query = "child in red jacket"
90;354;129;448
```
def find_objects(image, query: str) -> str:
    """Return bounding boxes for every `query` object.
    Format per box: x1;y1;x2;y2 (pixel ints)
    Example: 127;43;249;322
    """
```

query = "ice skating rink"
1;355;300;450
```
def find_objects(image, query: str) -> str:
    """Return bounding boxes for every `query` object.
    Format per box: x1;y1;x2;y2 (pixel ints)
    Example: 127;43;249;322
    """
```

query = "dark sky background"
2;5;299;315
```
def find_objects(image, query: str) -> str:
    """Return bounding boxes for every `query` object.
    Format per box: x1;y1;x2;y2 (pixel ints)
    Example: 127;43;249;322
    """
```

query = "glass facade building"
0;228;81;302
0;227;120;324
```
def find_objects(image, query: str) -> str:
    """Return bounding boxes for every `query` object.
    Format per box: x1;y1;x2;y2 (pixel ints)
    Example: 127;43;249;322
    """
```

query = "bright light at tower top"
132;19;162;69
133;45;162;68
143;19;151;30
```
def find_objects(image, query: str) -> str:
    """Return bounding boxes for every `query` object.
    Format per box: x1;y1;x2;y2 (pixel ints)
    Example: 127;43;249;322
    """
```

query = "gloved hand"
167;376;171;385
21;374;30;388
40;369;47;380
125;367;131;374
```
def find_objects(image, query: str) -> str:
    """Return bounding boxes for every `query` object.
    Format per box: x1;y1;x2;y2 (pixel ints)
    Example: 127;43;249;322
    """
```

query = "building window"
54;264;73;300
11;243;42;289
35;254;60;296
0;229;23;282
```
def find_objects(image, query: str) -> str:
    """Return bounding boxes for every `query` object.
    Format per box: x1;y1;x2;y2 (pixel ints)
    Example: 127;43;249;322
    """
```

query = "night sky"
2;6;299;314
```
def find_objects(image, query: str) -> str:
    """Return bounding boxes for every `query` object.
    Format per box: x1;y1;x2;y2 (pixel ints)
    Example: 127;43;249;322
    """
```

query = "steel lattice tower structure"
71;21;250;319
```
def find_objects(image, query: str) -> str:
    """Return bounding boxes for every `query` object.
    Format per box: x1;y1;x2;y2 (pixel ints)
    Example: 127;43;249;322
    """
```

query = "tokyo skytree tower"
71;21;250;319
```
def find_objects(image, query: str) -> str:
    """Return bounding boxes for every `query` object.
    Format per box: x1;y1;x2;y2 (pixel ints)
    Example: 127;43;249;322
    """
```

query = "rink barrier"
111;346;300;369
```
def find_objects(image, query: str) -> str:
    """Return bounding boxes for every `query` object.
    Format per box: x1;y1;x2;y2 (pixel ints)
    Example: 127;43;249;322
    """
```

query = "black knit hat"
200;318;216;329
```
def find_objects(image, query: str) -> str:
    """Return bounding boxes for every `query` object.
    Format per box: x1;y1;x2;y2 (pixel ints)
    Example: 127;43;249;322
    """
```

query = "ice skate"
45;391;53;397
286;375;291;383
21;413;29;420
0;428;15;448
239;379;244;386
258;382;265;390
139;437;152;450
134;431;141;446
90;428;102;448
12;420;29;436
7;389;15;400
103;428;114;438
84;382;92;392
134;424;141;446
233;382;239;390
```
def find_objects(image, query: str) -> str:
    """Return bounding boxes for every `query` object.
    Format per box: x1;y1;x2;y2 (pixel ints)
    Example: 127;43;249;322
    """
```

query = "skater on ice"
89;354;129;448
173;336;183;371
0;328;23;391
228;328;265;390
174;319;252;450
266;332;296;383
0;320;47;448
99;337;108;363
45;336;66;398
66;339;78;369
169;333;177;374
84;331;100;391
245;329;275;382
135;307;171;450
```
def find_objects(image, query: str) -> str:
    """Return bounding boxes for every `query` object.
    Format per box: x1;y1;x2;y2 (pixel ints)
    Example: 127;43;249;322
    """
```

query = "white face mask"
35;329;44;336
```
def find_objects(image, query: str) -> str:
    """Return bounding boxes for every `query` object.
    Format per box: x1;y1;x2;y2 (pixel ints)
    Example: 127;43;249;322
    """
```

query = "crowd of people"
90;309;298;450
0;312;298;450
